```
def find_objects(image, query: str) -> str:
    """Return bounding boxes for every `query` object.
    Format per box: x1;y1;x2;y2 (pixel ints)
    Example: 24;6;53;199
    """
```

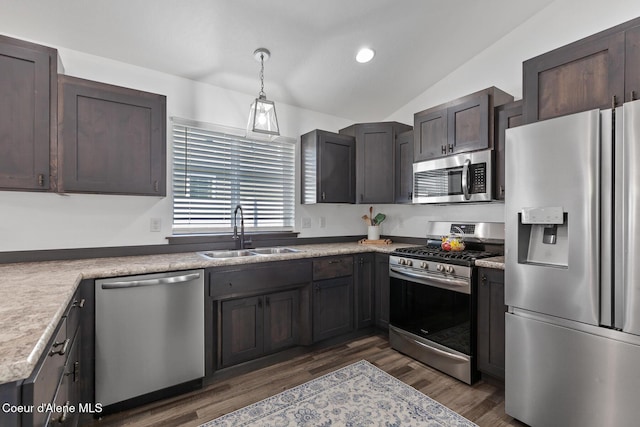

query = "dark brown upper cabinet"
494;100;523;201
339;121;412;204
394;129;414;204
523;17;640;124
0;35;57;191
301;129;356;204
414;87;513;162
58;75;166;196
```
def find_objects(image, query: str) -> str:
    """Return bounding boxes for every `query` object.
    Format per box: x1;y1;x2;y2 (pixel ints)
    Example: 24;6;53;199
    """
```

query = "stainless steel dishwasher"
95;269;205;408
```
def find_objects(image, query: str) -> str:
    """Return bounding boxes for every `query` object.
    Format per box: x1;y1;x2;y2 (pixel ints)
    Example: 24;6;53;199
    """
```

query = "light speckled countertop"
0;242;413;384
475;256;505;270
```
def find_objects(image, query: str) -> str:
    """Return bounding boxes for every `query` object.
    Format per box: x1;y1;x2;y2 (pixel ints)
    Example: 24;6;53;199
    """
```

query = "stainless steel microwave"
412;149;492;204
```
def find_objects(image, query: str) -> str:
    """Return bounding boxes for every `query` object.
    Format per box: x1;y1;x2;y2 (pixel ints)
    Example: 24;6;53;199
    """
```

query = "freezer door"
505;109;601;326
621;99;640;335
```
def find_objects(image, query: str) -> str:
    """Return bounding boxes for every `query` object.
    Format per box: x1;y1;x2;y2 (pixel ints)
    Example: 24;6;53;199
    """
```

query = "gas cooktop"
391;245;499;266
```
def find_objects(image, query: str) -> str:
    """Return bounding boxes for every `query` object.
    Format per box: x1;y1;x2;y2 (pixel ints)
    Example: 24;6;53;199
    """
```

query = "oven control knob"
406;260;413;267
436;264;444;272
398;258;406;265
420;261;428;269
445;266;454;274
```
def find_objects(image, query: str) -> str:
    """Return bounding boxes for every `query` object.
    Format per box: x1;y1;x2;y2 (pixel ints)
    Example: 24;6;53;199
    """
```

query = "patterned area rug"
200;360;477;426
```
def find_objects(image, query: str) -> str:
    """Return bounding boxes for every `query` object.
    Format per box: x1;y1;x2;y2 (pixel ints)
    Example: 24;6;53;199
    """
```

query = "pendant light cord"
259;53;266;98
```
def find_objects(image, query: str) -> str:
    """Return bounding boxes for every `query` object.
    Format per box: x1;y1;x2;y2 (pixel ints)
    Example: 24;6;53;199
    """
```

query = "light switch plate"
150;218;162;232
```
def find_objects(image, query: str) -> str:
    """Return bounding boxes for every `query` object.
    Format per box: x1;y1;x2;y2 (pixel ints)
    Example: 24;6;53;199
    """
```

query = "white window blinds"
172;120;295;233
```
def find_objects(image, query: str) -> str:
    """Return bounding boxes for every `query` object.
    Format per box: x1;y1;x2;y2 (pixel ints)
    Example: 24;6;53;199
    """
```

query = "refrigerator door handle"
462;159;471;200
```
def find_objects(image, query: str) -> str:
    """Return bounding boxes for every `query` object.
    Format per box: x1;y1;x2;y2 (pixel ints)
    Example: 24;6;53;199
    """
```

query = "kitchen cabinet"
312;256;354;341
21;280;93;427
414;87;513;162
221;289;300;367
354;253;375;329
522;17;640;124
57;75;166;196
494;100;523;200
209;260;312;369
300;129;355;203
339;122;412;204
394;130;414;204
0;35;58;191
374;253;390;330
476;268;506;380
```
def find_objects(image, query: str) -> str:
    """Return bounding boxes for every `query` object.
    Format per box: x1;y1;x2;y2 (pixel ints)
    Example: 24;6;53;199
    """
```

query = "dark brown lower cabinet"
355;254;375;329
476;268;506;380
313;276;354;342
221;289;300;368
374;253;390;330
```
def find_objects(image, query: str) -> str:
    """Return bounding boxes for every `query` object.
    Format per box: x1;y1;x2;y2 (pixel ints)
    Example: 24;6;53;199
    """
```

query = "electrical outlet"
320;216;326;228
150;218;162;232
302;217;312;228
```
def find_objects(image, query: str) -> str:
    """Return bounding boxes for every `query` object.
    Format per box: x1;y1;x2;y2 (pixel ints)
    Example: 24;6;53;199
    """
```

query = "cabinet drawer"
210;260;311;299
313;256;354;280
22;317;69;426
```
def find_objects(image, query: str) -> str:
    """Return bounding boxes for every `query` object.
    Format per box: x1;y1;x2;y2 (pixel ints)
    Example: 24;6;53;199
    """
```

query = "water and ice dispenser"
517;207;568;267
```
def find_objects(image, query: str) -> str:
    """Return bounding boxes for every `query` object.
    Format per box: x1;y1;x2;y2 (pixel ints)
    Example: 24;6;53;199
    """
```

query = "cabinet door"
264;290;300;353
354;254;375;329
0;36;56;191
374;254;390;330
58;75;166;195
448;94;489;154
354;124;395;203
522;31;624;124
319;131;356;203
414;108;447;161
394;130;414;203
494;101;523;201
221;296;264;367
313;277;353;342
477;268;506;380
625;25;640;103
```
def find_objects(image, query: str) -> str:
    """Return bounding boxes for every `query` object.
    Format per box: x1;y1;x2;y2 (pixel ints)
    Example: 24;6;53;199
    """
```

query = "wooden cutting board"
358;238;392;245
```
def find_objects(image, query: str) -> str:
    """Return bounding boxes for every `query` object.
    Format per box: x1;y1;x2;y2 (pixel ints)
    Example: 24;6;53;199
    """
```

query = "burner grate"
392;246;497;265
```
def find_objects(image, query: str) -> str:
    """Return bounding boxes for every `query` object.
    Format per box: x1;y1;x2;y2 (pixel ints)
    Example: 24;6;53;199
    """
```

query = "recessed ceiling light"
356;47;375;63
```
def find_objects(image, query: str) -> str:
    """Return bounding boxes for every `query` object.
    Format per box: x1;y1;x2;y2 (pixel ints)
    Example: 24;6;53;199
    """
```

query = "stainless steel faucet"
233;205;245;249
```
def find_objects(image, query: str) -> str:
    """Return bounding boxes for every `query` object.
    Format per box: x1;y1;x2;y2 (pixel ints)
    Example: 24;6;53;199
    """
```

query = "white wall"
4;0;640;251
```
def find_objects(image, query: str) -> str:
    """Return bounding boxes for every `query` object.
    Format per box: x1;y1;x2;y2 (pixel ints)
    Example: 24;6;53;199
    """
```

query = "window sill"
167;231;300;246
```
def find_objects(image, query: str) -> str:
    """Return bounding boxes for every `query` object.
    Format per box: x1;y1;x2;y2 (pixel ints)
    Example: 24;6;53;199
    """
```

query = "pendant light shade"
248;48;280;136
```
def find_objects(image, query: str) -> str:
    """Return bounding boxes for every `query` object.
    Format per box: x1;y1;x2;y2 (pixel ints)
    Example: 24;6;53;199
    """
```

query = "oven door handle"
389;267;468;288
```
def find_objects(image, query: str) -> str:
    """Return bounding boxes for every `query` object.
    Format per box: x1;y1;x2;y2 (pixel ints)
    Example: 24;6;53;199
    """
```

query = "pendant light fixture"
248;48;280;136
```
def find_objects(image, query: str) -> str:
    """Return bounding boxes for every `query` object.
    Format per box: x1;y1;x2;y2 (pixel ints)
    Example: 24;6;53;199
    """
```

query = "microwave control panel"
469;163;486;194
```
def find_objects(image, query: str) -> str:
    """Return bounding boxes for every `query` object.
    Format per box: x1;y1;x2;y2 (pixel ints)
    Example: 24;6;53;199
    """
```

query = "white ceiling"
1;0;553;122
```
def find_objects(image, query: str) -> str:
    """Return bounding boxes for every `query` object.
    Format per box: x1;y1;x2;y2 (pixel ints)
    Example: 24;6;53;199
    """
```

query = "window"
172;119;295;234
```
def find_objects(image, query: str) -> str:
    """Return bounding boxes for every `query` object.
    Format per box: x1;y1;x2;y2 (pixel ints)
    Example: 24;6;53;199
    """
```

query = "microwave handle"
462;159;471;200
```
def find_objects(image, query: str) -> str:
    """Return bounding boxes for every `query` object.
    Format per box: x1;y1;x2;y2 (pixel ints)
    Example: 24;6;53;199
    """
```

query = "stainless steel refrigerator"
505;99;640;426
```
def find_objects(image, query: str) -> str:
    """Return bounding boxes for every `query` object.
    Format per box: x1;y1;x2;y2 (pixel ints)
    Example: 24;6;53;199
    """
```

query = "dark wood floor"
88;333;526;427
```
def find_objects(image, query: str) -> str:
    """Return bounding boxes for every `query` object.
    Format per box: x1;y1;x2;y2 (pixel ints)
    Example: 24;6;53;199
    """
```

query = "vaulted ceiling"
1;0;553;121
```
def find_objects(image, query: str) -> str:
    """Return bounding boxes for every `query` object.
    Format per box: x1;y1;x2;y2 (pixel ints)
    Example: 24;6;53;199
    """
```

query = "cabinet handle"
72;298;85;309
56;401;71;423
37;174;45;187
499;185;505;197
612;95;618;108
154;180;159;192
448;143;454;153
321;191;326;201
409;192;413;200
481;274;487;285
328;259;343;264
441;145;447;155
632;91;637;101
50;338;70;357
360;193;364;202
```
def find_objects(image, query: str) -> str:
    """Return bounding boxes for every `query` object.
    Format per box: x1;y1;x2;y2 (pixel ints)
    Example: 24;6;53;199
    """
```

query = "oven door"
388;269;478;384
412;149;492;204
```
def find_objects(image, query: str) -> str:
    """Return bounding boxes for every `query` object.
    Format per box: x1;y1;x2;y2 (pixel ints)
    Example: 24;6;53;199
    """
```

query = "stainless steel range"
389;221;504;384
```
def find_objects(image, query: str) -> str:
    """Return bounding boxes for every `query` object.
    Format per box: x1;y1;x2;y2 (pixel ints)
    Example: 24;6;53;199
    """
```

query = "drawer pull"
72;298;86;309
56;401;71;423
50;338;71;357
328;259;343;264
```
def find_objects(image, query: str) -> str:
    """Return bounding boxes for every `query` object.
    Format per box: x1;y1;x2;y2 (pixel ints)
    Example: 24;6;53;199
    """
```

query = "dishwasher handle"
101;272;202;290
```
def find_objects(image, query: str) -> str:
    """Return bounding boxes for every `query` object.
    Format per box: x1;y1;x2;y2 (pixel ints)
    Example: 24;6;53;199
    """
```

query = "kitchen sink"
198;250;257;259
198;247;302;260
250;247;302;255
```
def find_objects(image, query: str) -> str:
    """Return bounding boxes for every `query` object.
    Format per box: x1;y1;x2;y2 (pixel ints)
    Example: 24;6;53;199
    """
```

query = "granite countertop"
0;242;413;385
475;256;505;270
